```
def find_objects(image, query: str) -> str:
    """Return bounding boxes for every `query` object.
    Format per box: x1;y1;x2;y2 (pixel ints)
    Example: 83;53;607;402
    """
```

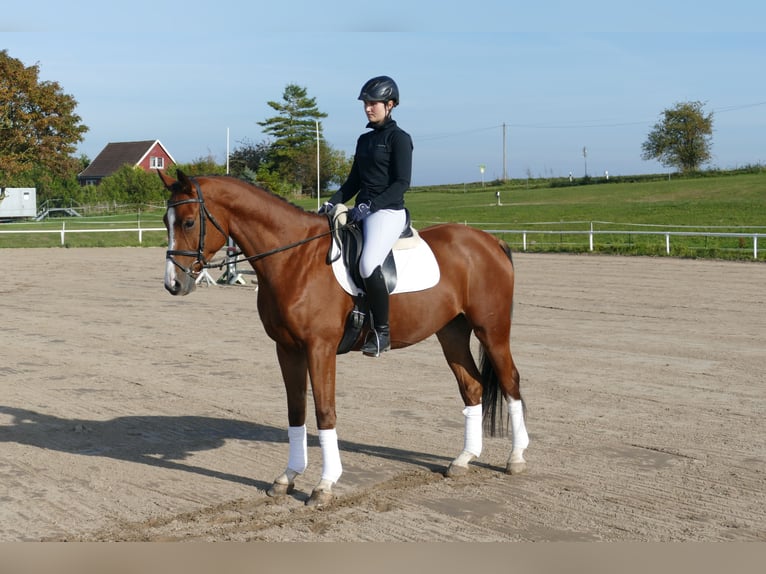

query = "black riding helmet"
358;76;399;107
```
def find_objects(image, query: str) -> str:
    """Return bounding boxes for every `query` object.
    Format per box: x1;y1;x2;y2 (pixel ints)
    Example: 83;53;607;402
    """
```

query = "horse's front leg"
306;341;341;507
267;344;309;498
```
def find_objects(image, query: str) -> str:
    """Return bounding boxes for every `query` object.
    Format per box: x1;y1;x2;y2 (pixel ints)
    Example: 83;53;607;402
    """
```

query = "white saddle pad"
330;232;440;296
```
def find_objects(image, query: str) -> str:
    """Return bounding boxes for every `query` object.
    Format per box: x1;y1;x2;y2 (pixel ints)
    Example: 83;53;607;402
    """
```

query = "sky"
2;1;765;186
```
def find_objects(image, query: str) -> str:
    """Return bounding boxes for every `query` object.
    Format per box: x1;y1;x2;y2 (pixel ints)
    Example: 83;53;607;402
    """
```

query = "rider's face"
363;100;391;125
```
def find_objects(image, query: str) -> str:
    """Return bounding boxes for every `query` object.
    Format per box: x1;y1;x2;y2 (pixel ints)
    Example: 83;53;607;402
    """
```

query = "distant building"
0;187;37;220
77;140;175;186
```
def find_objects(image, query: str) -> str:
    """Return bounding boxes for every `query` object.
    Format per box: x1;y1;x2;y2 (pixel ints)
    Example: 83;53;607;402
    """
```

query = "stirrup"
361;329;390;357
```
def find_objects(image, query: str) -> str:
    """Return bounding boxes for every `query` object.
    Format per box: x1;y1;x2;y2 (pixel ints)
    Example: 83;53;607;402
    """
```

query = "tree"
228;138;271;178
641;101;713;173
257;84;328;192
0;50;88;194
172;154;227;177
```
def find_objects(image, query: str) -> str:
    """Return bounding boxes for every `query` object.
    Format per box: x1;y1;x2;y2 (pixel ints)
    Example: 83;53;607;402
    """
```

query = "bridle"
165;176;335;279
165;177;227;278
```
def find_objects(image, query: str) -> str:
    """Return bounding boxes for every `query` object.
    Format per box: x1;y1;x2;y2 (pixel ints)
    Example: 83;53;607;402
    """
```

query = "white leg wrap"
509;398;529;451
318;428;343;483
462;404;483;457
287;424;308;474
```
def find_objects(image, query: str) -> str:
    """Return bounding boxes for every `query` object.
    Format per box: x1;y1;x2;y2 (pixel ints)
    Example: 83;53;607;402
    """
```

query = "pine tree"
257;84;328;192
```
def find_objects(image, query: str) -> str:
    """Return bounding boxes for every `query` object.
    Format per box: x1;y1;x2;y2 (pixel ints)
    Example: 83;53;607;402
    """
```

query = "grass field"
2;171;764;259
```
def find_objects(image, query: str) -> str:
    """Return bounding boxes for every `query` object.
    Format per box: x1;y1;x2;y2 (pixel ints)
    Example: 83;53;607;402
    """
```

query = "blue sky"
3;1;765;186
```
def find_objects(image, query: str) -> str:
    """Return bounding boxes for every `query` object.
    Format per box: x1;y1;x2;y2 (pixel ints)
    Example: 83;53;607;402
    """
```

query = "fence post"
665;233;670;255
755;235;758;259
61;222;66;246
523;232;527;251
589;222;594;251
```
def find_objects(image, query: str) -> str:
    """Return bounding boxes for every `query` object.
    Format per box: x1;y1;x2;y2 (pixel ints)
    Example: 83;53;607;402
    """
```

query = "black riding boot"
361;266;390;357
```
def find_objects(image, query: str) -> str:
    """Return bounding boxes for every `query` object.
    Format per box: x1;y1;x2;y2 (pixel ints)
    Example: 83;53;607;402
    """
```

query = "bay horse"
160;170;529;506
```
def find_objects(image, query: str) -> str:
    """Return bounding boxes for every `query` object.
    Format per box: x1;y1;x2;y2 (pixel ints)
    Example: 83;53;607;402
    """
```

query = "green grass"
305;171;766;260
3;171;765;259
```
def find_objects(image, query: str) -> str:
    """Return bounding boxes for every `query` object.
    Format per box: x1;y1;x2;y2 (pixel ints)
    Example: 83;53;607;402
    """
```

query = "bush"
87;165;166;206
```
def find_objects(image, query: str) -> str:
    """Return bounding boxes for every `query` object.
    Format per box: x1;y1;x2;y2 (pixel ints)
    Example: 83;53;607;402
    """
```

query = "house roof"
78;140;175;178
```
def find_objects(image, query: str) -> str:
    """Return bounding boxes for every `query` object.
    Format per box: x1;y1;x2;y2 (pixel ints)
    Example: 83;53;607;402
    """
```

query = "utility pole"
502;123;507;181
316;119;321;211
583;146;588;177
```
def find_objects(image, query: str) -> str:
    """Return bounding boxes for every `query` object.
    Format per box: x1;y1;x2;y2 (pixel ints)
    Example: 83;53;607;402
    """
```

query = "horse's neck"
225;188;324;268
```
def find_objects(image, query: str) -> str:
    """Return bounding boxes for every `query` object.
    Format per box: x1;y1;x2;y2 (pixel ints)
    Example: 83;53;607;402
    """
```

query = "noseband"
166;177;227;278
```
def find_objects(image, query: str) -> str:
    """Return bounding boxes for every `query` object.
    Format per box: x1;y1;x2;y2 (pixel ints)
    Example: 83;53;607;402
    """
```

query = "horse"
160;170;529;506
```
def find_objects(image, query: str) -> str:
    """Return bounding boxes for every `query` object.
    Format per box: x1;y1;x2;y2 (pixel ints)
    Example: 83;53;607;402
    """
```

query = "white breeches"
360;209;407;278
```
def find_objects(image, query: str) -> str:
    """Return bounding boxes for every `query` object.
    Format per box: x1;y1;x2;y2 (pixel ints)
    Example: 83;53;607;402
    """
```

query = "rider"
319;76;413;357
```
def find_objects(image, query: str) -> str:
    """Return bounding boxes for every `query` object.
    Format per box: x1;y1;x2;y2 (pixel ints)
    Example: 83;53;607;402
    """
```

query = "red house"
78;140;176;186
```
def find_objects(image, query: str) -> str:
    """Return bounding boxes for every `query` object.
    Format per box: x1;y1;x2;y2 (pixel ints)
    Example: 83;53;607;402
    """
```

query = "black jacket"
329;118;412;211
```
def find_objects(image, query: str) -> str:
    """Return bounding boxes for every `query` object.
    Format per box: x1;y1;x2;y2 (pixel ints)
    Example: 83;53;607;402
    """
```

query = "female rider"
320;76;413;357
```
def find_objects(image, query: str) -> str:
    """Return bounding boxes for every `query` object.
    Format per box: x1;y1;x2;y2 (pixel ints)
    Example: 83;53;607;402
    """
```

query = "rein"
214;230;334;270
166;176;334;276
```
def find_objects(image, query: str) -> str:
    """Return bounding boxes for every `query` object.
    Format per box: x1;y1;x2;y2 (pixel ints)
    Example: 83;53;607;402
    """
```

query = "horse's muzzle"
164;259;196;296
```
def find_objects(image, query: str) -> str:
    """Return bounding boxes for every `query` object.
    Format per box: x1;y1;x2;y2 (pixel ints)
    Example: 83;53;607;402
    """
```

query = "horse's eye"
183;219;195;230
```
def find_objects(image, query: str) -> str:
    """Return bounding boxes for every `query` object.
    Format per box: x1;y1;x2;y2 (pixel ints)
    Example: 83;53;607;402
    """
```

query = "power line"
416;125;500;142
507;120;651;129
713;100;766;113
415;100;766;141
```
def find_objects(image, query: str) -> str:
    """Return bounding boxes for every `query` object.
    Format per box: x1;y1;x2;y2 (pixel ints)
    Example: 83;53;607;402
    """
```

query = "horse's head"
160;170;228;296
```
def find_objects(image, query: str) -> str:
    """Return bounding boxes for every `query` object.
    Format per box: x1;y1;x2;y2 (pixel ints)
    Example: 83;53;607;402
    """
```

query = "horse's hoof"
505;461;527;475
266;482;294;498
306;489;334;507
445;463;469;478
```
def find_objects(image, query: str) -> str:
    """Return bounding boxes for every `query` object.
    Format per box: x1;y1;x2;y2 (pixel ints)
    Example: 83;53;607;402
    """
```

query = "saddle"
326;204;417;293
324;204;420;354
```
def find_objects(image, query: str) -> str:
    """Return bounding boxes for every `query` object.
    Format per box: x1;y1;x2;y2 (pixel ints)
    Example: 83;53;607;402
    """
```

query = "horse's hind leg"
474;324;529;475
436;315;485;477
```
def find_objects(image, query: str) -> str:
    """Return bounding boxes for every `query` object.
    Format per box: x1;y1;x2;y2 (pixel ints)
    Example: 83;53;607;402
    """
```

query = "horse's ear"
175;169;193;190
157;170;176;189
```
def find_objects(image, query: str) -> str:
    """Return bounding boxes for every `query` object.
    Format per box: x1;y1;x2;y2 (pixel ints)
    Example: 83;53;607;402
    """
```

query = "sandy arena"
0;247;764;541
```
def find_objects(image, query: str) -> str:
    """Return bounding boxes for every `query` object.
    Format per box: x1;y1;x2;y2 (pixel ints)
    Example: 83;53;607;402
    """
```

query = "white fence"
483;228;765;259
0;222;165;244
1;221;765;259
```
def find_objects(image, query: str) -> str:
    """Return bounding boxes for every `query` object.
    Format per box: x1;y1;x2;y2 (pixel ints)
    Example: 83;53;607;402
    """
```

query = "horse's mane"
200;173;313;214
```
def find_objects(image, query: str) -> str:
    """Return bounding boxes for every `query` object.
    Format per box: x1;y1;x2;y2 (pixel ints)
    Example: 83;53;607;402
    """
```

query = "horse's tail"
480;346;508;438
481;238;517;438
501;239;514;320
500;237;514;266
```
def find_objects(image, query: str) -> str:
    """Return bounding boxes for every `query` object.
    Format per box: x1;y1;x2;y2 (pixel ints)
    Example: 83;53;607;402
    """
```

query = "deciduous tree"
0;50;88;194
641;101;713;173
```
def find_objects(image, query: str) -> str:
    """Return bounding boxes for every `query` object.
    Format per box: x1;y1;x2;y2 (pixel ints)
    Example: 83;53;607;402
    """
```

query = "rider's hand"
348;202;372;222
317;202;334;215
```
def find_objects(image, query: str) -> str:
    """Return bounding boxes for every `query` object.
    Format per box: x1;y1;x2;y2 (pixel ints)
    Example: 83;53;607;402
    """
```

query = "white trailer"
0;188;37;220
